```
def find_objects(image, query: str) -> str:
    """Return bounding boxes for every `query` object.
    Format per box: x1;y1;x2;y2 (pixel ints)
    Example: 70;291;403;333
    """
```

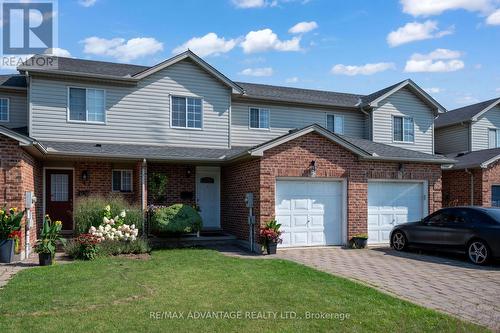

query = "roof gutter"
17;68;139;84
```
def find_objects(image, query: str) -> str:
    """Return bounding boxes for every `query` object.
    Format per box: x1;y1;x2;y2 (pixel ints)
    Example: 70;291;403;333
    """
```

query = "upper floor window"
488;128;500;148
0;98;8;122
112;170;132;192
171;96;202;129
68;87;105;123
393;116;414;143
326;114;344;134
249;107;270;129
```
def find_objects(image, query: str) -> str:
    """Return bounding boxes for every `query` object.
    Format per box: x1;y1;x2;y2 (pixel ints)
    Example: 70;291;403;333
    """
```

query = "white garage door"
276;180;343;247
368;181;426;244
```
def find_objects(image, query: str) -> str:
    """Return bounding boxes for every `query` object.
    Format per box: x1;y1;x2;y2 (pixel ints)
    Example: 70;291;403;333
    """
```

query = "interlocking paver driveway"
275;247;500;330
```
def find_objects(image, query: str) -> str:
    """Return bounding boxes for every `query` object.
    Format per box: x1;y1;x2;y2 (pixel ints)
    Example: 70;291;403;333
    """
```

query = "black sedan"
390;207;500;265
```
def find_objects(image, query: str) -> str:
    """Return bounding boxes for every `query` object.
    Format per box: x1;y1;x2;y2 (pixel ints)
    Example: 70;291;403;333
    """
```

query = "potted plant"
350;233;368;249
34;215;64;266
0;207;24;263
259;219;282;255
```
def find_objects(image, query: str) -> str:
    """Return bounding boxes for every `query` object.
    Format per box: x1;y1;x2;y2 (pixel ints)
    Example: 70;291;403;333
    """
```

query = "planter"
352;237;368;249
266;241;278;255
38;253;53;266
0;239;15;263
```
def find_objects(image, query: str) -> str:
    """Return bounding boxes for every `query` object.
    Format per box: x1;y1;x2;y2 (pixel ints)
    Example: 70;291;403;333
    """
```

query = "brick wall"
0;135;42;253
221;159;260;240
221;132;442;243
146;163;195;206
442;168;483;207
478;160;500;207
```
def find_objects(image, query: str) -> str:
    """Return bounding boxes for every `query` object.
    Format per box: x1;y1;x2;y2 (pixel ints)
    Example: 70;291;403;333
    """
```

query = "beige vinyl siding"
0;91;27;129
435;123;469;154
372;88;434;154
30;59;231;148
230;101;365;146
471;105;500;151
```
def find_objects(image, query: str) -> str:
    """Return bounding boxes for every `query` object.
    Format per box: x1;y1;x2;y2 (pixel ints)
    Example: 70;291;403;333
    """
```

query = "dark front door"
45;169;73;231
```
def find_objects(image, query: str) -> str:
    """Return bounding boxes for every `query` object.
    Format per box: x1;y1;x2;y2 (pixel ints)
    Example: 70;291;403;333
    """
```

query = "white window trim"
66;86;107;124
112;169;133;193
248;107;271;130
0;98;9;122
392;115;415;144
325;113;344;134
169;95;204;130
488;127;500;148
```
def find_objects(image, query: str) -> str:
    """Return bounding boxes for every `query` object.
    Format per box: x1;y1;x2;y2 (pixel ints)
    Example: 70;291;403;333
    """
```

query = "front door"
196;167;220;229
45;169;74;231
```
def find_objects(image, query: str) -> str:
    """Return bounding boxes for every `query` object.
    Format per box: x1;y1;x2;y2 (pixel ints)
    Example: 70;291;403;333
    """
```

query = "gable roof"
0;74;27;90
360;79;446;114
18;51;244;93
445;148;500;169
235;82;362;108
243;124;454;164
435;97;500;129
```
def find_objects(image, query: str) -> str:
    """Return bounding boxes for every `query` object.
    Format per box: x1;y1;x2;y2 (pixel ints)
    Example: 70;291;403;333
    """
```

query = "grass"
0;249;488;333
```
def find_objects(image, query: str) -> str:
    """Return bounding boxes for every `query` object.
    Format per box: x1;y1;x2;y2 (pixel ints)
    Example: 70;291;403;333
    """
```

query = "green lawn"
0;249;487;333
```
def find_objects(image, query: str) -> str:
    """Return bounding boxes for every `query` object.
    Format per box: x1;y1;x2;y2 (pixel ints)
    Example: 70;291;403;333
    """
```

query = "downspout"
465;168;474;205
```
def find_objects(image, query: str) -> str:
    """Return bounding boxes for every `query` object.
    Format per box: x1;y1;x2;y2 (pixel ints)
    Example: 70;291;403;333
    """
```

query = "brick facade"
0;135;42;255
443;161;500;208
147;163;196;206
222;132;442;245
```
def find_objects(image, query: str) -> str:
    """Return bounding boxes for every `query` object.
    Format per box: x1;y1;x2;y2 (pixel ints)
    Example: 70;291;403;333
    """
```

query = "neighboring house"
0;50;453;257
435;98;500;207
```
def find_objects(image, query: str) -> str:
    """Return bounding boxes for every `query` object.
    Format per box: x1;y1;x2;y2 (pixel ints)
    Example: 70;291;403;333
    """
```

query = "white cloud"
44;48;72;57
172;33;237;57
82;37;164;62
289;21;318;34
286;76;299;83
486;9;500;24
231;0;266;8
424;87;442;93
387;20;453;47
404;48;464;73
241;29;301;53
239;67;274;76
79;0;97;7
456;94;479;105
331;62;396;76
400;0;494;16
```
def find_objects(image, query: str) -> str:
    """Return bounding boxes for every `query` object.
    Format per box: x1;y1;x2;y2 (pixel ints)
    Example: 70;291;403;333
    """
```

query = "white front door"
196;166;220;229
275;180;343;247
368;181;426;244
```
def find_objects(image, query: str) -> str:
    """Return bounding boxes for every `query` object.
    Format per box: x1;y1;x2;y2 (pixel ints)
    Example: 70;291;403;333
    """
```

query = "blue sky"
9;0;500;109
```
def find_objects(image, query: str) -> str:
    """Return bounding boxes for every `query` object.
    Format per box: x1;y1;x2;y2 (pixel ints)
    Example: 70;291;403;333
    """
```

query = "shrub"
65;234;101;260
74;195;144;235
98;238;151;256
151;204;202;235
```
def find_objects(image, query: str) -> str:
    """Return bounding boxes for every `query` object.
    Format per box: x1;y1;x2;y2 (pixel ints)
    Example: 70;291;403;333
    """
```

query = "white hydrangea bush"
88;208;139;242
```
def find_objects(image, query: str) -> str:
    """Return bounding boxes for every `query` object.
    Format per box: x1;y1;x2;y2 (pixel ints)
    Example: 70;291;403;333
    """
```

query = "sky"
4;0;500;109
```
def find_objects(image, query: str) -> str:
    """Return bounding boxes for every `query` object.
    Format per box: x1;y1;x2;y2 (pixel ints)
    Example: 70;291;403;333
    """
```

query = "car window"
424;209;466;225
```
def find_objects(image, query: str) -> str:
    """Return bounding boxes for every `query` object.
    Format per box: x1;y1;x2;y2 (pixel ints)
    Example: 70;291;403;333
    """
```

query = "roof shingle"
435;98;500;128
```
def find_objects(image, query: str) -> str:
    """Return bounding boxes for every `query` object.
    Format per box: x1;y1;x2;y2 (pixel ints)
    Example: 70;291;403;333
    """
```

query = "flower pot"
353;237;368;249
266;241;277;255
0;239;15;263
38;253;53;266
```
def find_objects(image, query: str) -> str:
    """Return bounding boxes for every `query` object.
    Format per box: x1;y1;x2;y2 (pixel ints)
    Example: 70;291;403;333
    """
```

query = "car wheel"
467;240;490;265
391;231;407;251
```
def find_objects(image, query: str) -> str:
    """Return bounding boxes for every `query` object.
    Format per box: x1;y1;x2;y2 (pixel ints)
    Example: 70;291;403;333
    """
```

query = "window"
492;186;500;207
393;116;414;142
112;170;132;192
50;174;69;201
68;87;105;123
249;107;270;129
0;98;9;122
488;129;500;148
326;114;344;134
171;96;202;129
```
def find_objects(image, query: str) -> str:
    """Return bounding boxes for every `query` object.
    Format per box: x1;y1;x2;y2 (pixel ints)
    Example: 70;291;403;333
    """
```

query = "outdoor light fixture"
186;168;192;177
310;160;317;177
81;170;89;182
